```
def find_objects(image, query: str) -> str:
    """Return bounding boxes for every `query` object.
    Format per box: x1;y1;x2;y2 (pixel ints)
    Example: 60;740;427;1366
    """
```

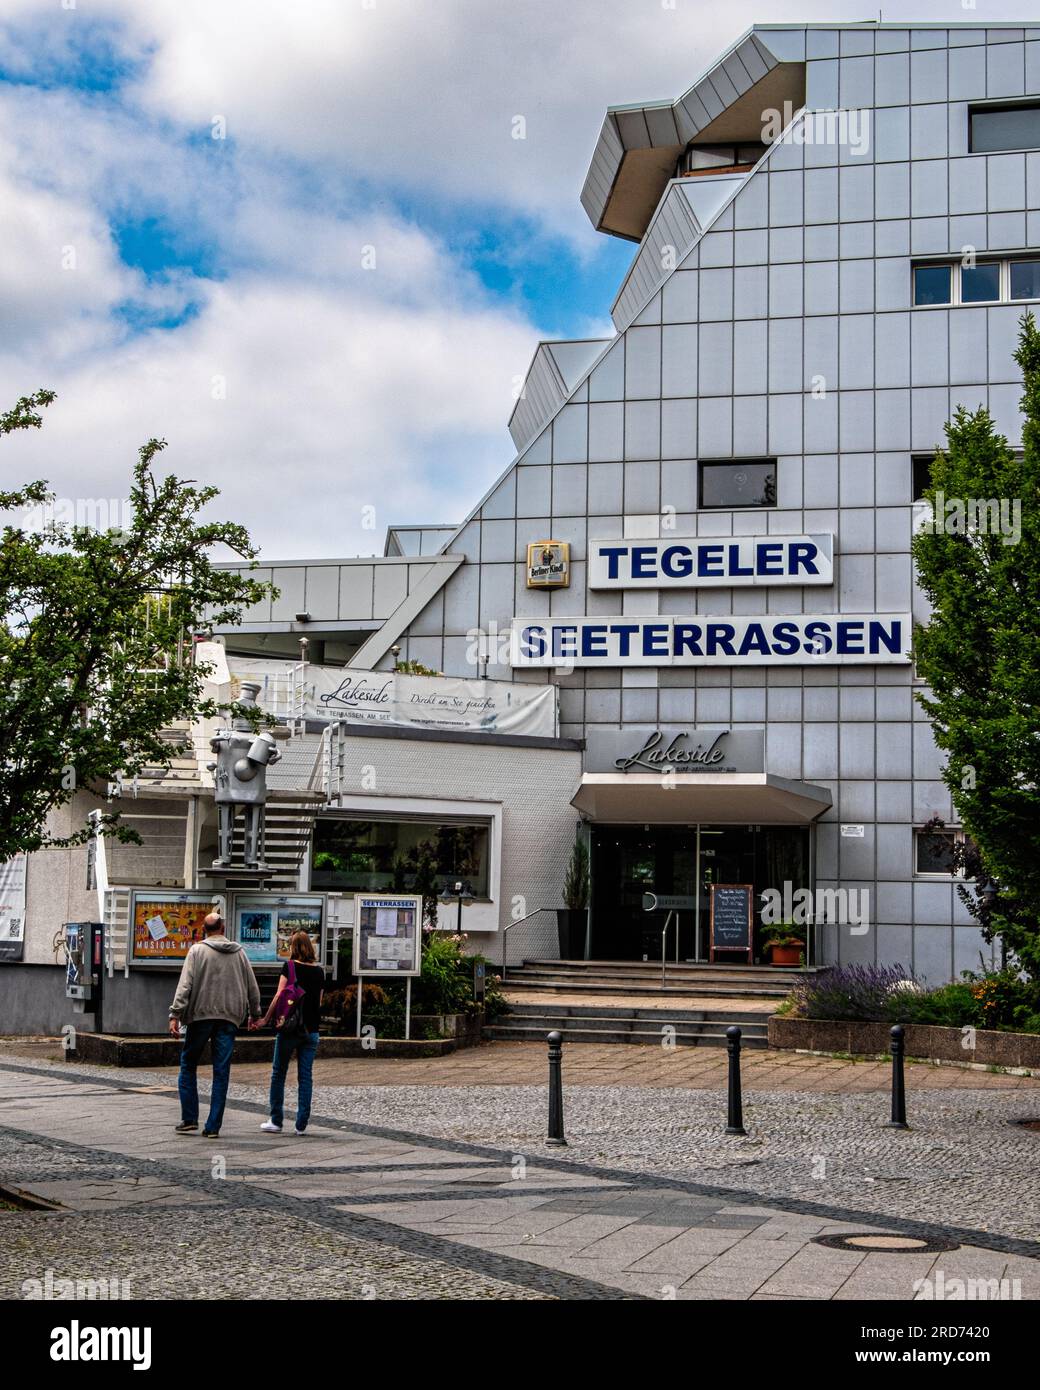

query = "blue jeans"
178;1020;237;1132
269;1031;320;1131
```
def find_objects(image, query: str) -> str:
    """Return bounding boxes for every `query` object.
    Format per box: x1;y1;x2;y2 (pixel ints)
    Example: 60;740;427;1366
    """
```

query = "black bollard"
546;1030;567;1147
886;1023;909;1129
725;1025;747;1136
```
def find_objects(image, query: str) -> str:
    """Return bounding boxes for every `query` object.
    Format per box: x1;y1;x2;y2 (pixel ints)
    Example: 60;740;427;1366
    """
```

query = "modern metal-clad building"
8;22;1034;1018
374;21;1039;979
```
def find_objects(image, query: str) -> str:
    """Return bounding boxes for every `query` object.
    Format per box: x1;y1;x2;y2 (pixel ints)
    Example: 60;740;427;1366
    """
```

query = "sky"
0;0;1036;559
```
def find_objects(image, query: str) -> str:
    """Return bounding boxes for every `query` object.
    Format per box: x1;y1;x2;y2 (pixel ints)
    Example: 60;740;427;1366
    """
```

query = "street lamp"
979;880;1004;969
439;879;474;934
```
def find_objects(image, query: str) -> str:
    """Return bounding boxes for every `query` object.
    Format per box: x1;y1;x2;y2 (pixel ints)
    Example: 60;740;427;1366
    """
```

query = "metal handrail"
660;909;677;987
501;906;555;982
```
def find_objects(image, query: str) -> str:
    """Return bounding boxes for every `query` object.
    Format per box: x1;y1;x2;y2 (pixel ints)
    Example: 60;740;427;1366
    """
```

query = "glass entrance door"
589;823;810;963
589;826;697;961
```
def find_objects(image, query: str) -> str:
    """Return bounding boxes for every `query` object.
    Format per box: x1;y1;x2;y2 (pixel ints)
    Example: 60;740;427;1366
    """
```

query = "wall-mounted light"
295;611;312;624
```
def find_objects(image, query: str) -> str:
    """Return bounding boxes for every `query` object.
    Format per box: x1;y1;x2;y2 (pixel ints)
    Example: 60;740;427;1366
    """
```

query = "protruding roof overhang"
581;27;807;242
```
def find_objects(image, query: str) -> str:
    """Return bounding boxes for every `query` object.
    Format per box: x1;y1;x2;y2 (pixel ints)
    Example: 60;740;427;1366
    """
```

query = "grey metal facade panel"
379;26;1040;975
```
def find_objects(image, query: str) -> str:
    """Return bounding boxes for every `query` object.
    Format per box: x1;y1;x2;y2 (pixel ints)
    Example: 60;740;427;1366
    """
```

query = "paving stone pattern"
0;1056;1037;1301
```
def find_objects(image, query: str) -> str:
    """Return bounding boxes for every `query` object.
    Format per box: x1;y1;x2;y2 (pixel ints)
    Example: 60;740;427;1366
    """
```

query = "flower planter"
768;1016;1040;1069
767;943;804;966
410;1011;484;1047
557;909;587;959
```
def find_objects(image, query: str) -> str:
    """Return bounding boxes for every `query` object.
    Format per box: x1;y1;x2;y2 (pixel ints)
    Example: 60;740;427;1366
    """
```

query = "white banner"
510;614;912;667
0;854;27;962
228;659;558;737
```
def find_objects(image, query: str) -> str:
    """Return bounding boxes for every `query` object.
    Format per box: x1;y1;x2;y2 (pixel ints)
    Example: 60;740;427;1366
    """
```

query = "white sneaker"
294;1127;307;1136
260;1121;282;1133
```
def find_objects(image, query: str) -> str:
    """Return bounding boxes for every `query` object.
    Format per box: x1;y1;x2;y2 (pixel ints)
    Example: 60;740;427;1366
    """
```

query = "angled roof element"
581;26;806;242
508;338;611;451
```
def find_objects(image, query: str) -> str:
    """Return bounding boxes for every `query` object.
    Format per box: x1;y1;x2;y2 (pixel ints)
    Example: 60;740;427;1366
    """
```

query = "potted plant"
558;836;590;959
760;920;805;967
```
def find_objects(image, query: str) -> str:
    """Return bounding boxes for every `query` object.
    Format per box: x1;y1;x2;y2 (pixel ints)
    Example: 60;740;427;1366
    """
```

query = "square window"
915;829;956;875
970;103;1040;154
913;263;951;306
699;458;777;509
960;262;1001;303
1010;259;1040;301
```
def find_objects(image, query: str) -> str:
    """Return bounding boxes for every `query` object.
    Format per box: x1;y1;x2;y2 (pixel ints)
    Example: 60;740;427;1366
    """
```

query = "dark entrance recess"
588;823;810;963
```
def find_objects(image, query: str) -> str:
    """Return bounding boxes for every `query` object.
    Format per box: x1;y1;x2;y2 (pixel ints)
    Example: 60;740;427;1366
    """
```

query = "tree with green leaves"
0;390;274;859
911;315;1040;979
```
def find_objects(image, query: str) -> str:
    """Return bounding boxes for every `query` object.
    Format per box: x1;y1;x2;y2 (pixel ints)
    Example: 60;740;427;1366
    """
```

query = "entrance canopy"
571;772;831;824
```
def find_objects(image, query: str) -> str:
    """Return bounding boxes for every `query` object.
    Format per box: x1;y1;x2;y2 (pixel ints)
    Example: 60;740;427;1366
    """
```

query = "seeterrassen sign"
510;613;912;668
588;534;832;589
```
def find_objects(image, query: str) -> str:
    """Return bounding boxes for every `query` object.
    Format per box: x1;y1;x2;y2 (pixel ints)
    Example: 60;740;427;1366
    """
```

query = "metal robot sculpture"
208;681;281;870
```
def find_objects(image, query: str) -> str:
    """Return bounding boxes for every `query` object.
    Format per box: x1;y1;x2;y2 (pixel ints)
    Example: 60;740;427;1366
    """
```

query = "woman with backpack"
254;930;326;1136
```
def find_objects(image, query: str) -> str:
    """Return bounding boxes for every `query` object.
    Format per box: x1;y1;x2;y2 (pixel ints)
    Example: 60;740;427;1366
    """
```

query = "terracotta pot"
768;942;804;966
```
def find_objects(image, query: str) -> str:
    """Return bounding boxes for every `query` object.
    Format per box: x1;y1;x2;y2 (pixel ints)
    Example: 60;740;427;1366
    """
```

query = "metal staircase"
228;790;326;890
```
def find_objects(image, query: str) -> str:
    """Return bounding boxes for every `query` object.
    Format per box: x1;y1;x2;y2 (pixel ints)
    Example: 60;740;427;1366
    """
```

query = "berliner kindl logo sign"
526;539;570;589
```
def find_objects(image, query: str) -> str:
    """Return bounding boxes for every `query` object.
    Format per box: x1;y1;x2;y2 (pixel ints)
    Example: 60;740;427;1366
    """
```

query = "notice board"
709;883;753;960
353;894;422;977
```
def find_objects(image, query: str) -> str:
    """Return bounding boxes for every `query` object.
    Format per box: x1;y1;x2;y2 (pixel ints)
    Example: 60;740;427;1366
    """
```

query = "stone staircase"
500;958;806;1000
484;1000;772;1048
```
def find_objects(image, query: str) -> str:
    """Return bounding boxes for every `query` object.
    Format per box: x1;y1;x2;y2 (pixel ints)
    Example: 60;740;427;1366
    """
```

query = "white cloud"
0;268;538;559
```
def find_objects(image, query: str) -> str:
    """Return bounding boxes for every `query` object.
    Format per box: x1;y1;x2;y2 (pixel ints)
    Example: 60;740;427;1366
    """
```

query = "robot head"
232;681;262;730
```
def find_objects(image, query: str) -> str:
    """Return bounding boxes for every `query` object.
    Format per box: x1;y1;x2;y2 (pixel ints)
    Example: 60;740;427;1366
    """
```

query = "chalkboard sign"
709;884;753;960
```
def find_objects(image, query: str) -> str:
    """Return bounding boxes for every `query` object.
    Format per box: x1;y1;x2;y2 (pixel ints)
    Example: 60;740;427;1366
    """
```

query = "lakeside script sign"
584;728;765;776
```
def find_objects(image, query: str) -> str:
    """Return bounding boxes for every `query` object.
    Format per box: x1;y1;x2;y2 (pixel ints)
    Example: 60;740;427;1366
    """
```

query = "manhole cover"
813;1232;959;1254
1010;1117;1040;1132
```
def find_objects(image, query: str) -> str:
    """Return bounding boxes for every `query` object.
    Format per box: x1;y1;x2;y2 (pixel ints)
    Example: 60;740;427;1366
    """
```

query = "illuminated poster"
130;893;218;964
231;894;325;964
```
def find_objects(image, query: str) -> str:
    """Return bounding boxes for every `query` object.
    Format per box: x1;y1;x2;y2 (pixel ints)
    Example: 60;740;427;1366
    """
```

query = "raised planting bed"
67;1032;459;1067
769;1016;1040;1070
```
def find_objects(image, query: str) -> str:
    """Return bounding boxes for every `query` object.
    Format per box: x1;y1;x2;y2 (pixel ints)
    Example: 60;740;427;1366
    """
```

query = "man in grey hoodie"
169;913;261;1137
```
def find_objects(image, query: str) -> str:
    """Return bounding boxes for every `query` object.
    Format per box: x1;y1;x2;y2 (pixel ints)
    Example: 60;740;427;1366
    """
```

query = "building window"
914;827;976;878
970;101;1040;153
1010;258;1040;301
913;264;952;306
913;255;1040;306
699;458;776;509
911;454;934;501
960;261;1001;304
311;816;490;896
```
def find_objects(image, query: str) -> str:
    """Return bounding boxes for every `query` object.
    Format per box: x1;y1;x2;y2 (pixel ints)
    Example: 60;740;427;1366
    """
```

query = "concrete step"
487;999;770;1047
485;1023;768;1047
519;959;808;982
503;976;790;999
502;1001;772;1026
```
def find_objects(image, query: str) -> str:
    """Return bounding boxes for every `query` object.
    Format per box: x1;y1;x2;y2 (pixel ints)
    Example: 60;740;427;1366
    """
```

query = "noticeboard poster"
130;892;220;965
231;894;325;965
353;894;422;977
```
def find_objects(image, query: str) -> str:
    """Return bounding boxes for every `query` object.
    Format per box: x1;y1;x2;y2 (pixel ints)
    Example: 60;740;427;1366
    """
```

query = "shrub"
788;963;921;1022
786;963;1040;1033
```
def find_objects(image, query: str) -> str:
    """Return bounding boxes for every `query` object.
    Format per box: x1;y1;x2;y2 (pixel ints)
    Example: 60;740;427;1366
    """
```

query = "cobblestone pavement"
0;1054;1038;1301
6;1036;1038;1090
